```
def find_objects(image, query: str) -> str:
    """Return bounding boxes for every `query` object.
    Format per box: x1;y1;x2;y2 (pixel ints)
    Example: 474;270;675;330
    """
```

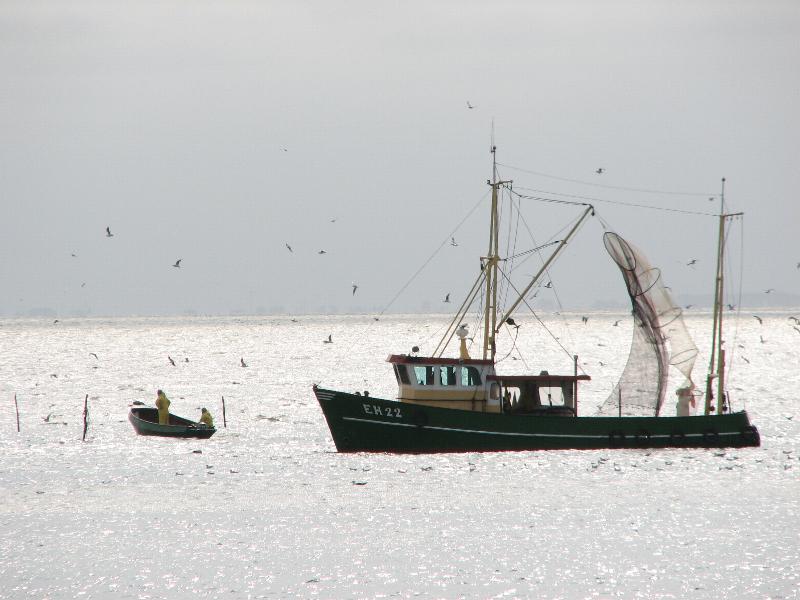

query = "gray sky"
2;0;798;317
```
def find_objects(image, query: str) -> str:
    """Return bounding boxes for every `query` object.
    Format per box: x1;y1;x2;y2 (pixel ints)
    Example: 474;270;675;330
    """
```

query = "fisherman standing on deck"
199;407;214;427
156;389;171;425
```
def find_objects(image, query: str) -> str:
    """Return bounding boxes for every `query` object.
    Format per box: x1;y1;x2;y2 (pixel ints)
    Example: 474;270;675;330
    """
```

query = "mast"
482;145;505;361
704;178;742;415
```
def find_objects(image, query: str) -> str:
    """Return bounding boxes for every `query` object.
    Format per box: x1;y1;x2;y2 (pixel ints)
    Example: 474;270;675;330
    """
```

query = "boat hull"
313;387;760;453
128;407;216;439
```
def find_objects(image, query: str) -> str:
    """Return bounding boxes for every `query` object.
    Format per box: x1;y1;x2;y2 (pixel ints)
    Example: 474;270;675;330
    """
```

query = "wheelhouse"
387;354;499;411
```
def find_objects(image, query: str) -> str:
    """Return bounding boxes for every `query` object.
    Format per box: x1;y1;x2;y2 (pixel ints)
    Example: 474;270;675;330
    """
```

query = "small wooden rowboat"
128;407;216;439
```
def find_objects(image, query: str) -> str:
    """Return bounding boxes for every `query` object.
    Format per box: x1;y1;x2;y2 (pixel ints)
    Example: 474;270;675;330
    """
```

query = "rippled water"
0;312;798;599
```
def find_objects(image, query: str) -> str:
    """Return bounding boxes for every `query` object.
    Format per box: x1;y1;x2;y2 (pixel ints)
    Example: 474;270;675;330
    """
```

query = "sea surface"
0;312;798;599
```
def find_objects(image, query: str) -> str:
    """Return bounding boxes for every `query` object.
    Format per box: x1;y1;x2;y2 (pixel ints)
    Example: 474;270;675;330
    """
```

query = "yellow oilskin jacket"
199;409;214;428
156;392;170;425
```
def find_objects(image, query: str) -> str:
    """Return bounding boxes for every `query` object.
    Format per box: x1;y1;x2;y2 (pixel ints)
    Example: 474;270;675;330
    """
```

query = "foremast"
482;146;508;361
704;178;743;415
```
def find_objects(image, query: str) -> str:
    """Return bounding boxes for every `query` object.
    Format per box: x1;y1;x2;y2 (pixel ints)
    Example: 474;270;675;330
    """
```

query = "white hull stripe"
341;417;740;440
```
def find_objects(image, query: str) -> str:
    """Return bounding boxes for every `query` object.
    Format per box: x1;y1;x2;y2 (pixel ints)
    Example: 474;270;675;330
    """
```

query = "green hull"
314;387;760;453
129;407;216;439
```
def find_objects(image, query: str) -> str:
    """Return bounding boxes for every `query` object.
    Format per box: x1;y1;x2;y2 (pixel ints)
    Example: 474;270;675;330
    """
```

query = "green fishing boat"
314;148;759;453
128;407;216;439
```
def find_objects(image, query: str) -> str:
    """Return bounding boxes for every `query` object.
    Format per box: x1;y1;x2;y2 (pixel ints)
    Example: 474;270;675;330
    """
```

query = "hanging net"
598;233;698;416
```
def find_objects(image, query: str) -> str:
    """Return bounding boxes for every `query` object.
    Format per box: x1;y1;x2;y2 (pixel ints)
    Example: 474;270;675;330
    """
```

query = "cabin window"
413;365;436;385
461;366;482;386
439;366;457;386
394;364;410;385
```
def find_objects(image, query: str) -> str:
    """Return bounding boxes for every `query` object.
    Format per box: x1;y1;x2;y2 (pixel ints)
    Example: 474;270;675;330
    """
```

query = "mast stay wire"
495;265;589;375
513;188;718;218
725;216;746;410
371;190;489;322
496;161;718;197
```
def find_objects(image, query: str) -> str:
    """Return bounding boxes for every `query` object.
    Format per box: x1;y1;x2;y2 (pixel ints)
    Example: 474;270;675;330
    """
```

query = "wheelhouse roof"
487;374;591;383
386;354;494;366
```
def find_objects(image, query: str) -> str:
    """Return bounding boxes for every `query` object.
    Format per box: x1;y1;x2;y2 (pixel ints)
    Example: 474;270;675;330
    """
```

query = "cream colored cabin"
387;354;501;412
388;355;590;416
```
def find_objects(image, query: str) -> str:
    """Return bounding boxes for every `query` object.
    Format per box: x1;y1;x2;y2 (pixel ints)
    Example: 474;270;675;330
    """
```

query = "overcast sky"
1;0;798;317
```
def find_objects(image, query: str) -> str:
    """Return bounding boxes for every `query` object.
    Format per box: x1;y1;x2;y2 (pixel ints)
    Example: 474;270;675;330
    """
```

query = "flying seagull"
466;101;474;109
544;281;552;288
318;250;327;255
89;352;98;359
765;288;775;294
613;320;621;326
450;237;458;247
240;358;247;367
71;252;77;258
595;168;604;174
582;316;589;324
444;293;450;303
285;243;293;253
323;334;332;344
106;226;113;237
686;259;697;267
168;356;176;366
352;283;358;296
172;259;181;268
753;315;763;325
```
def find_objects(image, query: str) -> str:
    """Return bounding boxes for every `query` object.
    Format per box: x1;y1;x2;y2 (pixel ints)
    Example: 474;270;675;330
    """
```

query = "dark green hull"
313;387;760;453
129;407;216;439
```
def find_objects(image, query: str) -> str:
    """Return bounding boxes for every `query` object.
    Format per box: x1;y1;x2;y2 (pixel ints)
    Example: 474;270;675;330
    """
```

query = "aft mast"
704;178;743;415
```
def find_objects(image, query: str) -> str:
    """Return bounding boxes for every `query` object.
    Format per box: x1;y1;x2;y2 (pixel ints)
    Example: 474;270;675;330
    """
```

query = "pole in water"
82;394;88;441
14;393;20;433
222;395;227;428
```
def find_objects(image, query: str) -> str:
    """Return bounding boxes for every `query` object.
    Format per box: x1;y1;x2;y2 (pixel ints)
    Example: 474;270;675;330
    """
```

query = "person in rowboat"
199;407;214;428
155;389;171;425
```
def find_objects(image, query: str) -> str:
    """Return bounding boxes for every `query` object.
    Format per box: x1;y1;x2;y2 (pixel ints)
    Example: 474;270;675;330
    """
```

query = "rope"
372;191;489;320
497;162;718;197
513;188;718;218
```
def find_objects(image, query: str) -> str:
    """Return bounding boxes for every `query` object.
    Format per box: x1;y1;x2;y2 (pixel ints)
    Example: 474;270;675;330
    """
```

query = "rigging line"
495;325;530;370
373;191;489;319
495;267;582;368
496;161;717;197
506;240;562;261
513;188;718;218
726;217;745;408
499;186;521;318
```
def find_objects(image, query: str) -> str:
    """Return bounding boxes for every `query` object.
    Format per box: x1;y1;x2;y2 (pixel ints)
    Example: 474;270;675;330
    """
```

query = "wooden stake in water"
82;394;89;441
14;393;20;433
222;395;227;428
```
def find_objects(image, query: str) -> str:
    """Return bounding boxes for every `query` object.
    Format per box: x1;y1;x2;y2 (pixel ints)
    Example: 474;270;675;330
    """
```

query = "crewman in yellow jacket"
155;389;170;425
199;407;214;427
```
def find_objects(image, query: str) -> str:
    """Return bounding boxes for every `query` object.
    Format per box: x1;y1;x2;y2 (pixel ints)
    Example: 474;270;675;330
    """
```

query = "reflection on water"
0;313;797;598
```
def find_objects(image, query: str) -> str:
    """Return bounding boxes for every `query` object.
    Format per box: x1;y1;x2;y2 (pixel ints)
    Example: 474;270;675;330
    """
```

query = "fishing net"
598;233;698;416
